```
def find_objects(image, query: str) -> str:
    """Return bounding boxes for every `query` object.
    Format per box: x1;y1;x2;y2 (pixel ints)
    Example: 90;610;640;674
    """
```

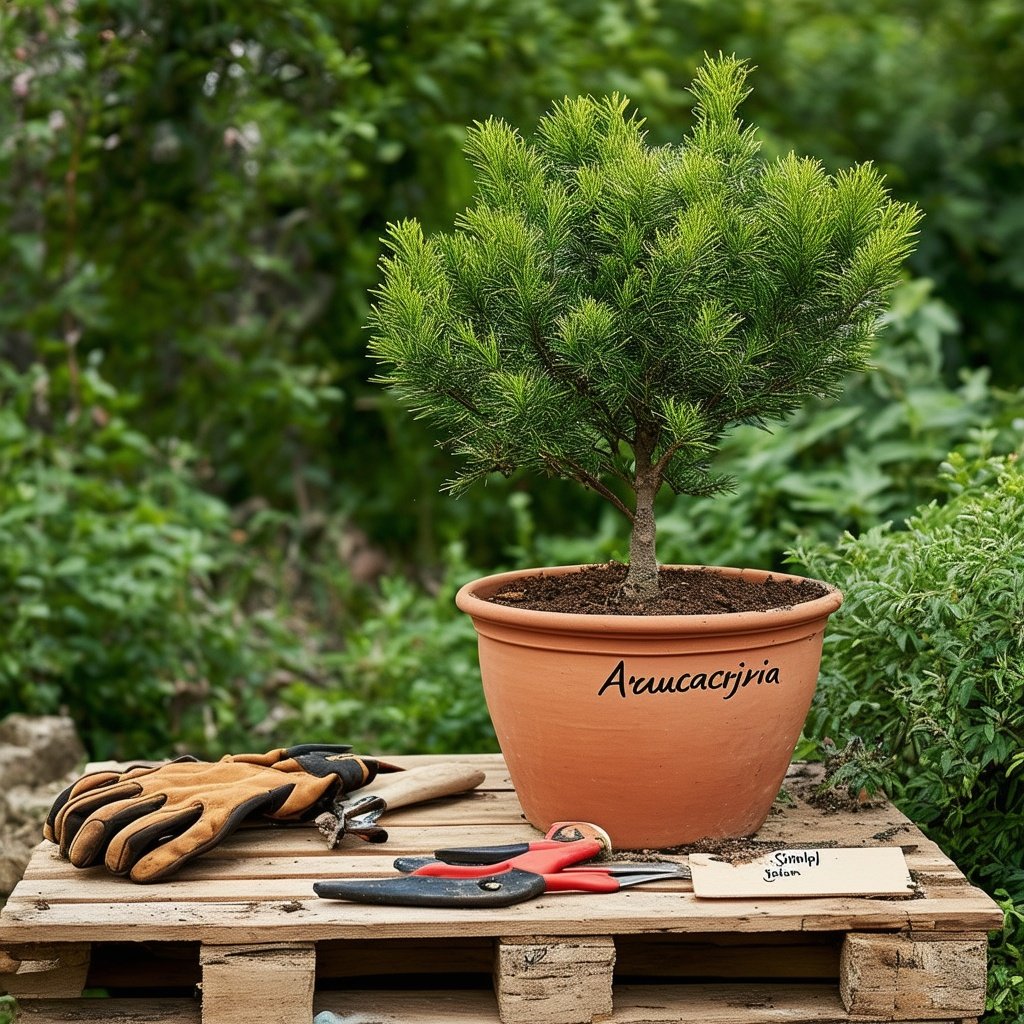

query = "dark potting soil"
486;563;828;616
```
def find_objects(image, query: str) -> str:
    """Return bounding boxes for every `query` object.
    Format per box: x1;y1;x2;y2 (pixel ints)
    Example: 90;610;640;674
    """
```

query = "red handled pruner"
313;823;687;908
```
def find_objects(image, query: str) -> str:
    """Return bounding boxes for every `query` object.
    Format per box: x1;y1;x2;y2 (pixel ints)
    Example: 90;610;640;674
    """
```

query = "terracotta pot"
456;564;843;849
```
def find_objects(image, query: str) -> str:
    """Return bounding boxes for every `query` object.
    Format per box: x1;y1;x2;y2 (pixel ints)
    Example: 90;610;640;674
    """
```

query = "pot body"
456;564;843;849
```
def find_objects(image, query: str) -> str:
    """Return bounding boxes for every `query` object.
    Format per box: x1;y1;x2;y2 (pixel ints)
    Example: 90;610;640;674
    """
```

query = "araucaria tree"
368;54;921;602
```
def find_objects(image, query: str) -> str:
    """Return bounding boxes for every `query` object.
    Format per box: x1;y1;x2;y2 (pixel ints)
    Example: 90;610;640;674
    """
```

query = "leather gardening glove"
44;745;401;883
42;743;362;842
43;742;363;828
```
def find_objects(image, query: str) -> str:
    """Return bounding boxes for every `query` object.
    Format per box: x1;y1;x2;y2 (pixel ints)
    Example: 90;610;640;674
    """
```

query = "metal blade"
616;870;690;888
602;862;691;879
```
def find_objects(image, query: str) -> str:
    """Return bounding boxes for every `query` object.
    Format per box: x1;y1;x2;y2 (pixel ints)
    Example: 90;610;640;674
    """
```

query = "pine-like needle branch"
368;53;921;601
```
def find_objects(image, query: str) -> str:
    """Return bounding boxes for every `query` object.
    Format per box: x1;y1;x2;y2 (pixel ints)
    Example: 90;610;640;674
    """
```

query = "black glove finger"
47;756;203;843
128;784;297;883
43;771;122;843
290;752;402;791
282;743;353;757
104;804;204;877
225;747;353;768
54;780;147;857
66;794;167;867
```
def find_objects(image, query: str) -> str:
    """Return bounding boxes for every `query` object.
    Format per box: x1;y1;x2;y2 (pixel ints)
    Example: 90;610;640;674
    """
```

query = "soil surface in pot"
486;563;828;616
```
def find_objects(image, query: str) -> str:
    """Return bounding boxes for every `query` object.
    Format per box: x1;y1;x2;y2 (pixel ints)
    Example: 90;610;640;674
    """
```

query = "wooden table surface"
0;755;1004;945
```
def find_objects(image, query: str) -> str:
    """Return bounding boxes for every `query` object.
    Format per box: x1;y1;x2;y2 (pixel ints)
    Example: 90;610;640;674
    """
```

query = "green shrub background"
1;2;1022;1018
793;447;1024;1019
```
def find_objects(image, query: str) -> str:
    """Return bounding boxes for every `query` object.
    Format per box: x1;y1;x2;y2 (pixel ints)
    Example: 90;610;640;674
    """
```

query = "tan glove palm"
45;745;395;883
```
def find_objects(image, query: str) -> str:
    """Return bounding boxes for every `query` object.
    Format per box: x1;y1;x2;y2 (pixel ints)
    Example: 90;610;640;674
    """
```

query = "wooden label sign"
689;847;914;899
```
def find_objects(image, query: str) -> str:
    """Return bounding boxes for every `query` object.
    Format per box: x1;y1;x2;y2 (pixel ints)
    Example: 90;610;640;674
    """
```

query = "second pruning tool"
313;824;687;908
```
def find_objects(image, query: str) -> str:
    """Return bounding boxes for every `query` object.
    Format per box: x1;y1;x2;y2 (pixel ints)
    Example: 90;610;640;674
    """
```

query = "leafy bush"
0;355;495;759
793;446;1024;887
987;892;1024;1021
791;445;1024;1023
0;361;315;760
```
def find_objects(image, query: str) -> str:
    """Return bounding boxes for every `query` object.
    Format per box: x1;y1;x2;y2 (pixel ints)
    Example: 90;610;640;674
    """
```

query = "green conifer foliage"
368;54;921;600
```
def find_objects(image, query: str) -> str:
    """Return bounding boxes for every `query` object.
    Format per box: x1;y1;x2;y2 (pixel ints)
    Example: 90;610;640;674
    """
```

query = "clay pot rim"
456;563;843;636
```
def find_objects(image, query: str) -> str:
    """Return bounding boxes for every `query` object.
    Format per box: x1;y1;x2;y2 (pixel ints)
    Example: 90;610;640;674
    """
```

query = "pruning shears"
313;823;688;908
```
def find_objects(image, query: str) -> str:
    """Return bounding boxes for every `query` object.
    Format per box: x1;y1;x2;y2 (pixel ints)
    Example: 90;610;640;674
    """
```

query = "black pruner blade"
313;867;546;908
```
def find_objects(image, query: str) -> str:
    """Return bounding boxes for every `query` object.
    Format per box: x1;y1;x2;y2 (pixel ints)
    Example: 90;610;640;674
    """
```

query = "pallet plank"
0;942;89;998
0;890;1002;944
199;943;315;1024
18;848;963;888
839;932;988;1018
314;984;981;1023
13;998;201;1023
494;935;615;1024
8;992;983;1024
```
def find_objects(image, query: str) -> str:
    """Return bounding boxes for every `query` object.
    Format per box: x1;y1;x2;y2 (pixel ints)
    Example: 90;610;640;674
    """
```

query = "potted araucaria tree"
368;54;921;847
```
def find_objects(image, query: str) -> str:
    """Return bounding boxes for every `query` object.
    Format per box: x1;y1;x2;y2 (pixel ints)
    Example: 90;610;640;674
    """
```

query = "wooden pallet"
0;756;1004;1024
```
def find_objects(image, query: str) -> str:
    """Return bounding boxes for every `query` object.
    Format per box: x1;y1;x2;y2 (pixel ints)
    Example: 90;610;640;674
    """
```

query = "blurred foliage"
0;359;322;759
0;0;687;561
279;558;495;755
615;0;1024;381
0;354;493;759
4;1;1024;566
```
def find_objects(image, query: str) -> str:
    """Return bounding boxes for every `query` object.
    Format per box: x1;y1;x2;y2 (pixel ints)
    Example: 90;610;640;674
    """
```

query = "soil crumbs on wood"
617;836;841;866
487;563;829;616
784;766;888;815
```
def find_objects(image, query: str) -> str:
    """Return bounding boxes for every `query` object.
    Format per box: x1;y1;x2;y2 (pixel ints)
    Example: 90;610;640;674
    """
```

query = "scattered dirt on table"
672;836;841;864
786;738;890;814
890;871;927;900
621;835;841;866
804;785;885;814
486;563;829;616
872;824;912;843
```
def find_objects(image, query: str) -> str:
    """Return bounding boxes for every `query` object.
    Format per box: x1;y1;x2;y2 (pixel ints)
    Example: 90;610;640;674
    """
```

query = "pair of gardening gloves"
43;744;401;884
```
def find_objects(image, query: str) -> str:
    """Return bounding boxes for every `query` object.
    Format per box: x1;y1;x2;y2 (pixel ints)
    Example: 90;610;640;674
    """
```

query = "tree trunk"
624;455;660;603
